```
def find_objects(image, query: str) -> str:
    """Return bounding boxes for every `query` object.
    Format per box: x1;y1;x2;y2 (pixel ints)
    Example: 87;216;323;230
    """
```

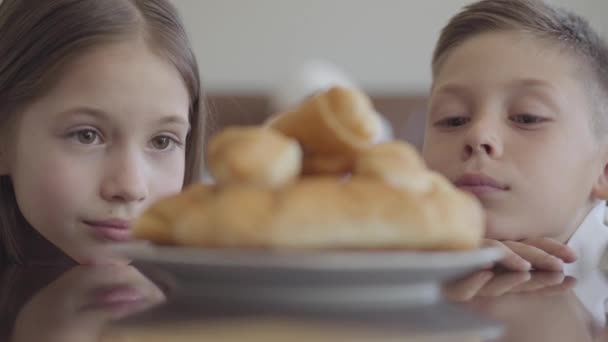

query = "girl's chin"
71;242;133;266
77;254;132;266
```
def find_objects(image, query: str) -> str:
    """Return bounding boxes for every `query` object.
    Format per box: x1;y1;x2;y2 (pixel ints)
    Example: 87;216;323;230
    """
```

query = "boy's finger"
509;272;565;293
503;240;564;271
532;276;577;296
483;239;531;271
519;238;577;263
476;271;531;297
442;271;494;301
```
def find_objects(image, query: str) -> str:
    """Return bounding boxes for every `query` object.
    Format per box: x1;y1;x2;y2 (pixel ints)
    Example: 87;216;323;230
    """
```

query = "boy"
422;0;608;275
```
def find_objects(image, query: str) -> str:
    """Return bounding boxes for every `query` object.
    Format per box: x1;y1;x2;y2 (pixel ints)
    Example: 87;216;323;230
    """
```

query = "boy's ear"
593;158;608;200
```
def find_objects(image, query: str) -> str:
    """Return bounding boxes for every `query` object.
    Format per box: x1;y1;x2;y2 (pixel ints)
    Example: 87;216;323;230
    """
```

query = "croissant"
267;86;383;175
207;126;302;188
133;86;485;251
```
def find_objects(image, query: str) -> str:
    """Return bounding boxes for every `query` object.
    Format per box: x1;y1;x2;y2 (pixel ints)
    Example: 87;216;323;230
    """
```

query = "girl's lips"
84;219;133;242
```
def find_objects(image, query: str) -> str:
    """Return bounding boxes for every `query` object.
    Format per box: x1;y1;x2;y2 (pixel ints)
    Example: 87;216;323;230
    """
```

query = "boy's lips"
84;219;133;242
454;173;510;197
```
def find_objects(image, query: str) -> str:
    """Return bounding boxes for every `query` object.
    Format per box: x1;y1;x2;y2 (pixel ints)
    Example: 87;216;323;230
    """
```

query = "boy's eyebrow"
433;78;557;97
432;83;471;98
510;79;563;112
509;78;556;91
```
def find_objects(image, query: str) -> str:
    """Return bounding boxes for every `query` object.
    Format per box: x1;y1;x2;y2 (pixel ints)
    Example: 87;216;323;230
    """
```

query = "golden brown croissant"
133;86;485;251
207;126;302;188
266;86;383;175
132;184;213;245
354;142;433;193
169;177;483;250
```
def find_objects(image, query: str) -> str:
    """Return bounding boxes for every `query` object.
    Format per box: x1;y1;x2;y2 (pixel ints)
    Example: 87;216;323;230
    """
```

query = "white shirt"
563;201;608;325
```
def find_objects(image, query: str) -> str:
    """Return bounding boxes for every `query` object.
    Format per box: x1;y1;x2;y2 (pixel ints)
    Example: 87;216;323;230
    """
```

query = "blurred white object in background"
270;60;357;112
270;60;394;143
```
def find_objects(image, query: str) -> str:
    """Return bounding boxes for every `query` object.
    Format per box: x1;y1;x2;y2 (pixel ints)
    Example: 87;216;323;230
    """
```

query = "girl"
0;0;205;265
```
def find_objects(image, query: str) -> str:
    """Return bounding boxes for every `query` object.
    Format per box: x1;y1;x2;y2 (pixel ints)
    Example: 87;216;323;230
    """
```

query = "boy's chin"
483;215;532;241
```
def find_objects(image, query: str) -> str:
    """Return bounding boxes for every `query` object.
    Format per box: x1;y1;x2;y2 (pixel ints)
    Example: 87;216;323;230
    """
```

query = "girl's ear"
0;146;8;176
593;152;608;200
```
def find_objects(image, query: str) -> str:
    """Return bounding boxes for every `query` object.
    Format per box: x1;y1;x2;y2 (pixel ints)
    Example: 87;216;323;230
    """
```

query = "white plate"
114;243;502;282
113;243;503;308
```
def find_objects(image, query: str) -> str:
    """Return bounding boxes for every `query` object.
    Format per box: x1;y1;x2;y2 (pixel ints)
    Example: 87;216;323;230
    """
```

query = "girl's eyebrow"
56;106;110;122
158;115;190;131
56;107;191;130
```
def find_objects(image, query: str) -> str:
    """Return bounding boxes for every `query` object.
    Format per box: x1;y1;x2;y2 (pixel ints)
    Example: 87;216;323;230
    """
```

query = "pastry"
132;184;212;245
133;86;485;252
354;142;433;192
170;177;483;250
207;126;302;188
267;86;383;175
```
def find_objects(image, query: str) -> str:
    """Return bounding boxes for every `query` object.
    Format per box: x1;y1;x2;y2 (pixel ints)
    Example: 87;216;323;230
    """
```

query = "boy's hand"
483;238;577;272
443;271;576;301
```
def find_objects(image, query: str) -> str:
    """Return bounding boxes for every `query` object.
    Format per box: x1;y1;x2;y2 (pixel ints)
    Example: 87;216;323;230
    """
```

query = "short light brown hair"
0;0;205;263
432;0;608;133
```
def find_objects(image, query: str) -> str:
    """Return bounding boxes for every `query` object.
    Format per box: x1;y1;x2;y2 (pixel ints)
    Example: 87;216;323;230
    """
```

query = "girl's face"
2;39;191;264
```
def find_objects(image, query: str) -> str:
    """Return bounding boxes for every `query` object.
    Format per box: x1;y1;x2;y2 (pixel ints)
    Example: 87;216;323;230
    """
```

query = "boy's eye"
510;114;546;125
151;135;179;150
434;117;470;127
71;129;102;145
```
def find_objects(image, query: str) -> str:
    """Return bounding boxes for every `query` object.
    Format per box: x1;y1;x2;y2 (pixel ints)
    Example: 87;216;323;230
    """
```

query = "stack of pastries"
133;87;485;251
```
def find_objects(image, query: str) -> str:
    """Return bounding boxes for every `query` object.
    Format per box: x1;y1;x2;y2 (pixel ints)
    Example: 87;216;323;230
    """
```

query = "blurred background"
173;0;608;147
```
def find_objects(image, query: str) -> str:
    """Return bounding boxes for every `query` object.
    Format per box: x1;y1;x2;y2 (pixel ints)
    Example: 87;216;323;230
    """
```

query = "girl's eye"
510;114;546;125
151;135;180;151
70;129;102;145
435;116;470;127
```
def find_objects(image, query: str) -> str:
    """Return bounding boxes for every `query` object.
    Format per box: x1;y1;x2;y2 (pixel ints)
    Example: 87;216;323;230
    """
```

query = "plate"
113;242;501;272
113;243;502;308
111;243;504;339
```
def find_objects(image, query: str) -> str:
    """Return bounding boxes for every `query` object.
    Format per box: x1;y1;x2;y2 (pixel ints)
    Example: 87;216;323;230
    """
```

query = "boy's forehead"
433;31;583;92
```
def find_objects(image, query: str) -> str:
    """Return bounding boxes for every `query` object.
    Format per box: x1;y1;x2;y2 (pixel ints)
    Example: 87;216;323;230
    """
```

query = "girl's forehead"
33;40;191;123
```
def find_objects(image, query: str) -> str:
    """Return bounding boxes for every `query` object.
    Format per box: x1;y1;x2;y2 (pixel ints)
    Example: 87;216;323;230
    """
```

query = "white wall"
175;0;608;94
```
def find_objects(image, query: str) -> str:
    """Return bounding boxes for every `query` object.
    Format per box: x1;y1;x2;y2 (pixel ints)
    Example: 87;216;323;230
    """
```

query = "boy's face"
423;31;607;242
3;39;190;264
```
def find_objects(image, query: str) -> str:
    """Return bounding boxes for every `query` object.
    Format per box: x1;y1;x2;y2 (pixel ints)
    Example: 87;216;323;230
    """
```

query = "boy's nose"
465;142;494;156
462;120;503;160
100;153;148;203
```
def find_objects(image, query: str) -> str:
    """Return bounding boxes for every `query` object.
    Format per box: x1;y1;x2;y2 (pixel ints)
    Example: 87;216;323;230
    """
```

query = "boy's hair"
432;0;608;134
0;0;205;263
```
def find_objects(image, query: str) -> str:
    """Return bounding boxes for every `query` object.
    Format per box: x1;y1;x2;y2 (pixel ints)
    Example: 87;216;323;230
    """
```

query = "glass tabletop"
1;264;607;342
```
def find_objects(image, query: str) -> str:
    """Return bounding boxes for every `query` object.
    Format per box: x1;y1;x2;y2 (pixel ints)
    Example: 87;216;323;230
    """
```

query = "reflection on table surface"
1;265;607;342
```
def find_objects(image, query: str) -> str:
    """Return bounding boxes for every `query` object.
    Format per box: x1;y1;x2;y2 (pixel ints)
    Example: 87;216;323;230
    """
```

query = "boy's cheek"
422;147;449;172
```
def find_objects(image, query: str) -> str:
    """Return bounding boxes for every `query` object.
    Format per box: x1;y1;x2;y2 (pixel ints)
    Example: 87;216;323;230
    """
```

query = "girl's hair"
0;0;205;263
432;0;608;133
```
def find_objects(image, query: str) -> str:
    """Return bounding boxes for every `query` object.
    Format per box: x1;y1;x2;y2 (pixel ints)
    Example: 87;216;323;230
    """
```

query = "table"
2;265;606;341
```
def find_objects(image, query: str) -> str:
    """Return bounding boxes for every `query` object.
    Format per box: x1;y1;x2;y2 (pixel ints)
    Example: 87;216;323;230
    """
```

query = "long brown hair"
432;0;608;132
0;0;205;263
